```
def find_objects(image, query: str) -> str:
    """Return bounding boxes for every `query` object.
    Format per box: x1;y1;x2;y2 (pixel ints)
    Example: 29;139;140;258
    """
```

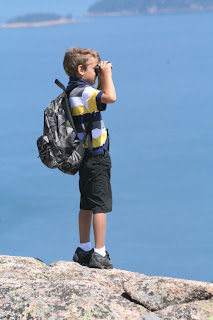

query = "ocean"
1;13;213;282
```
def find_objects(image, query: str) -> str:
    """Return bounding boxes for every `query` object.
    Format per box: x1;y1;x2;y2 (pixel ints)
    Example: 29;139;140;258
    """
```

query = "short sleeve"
82;86;106;113
96;91;107;111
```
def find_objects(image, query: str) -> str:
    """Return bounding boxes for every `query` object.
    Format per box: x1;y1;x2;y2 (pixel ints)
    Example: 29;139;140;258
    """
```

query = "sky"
0;0;97;23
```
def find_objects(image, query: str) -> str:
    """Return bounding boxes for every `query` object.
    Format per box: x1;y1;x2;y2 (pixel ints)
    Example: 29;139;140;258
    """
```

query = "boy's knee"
79;209;92;216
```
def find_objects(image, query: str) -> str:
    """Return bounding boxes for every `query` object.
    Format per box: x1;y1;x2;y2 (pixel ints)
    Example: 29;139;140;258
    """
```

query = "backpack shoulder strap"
55;79;81;135
82;112;94;152
55;79;94;152
55;79;83;94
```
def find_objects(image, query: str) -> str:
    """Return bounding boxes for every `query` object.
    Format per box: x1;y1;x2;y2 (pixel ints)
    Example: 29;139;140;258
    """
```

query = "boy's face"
81;57;99;85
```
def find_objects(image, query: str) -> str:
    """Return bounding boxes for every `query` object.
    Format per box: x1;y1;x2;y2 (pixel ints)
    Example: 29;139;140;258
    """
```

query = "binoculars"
95;62;111;76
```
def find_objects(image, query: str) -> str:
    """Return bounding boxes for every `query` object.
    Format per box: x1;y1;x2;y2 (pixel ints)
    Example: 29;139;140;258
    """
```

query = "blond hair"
63;47;100;77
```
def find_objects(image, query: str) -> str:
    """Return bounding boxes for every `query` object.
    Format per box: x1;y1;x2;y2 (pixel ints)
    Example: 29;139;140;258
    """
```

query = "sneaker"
89;251;113;269
73;247;94;266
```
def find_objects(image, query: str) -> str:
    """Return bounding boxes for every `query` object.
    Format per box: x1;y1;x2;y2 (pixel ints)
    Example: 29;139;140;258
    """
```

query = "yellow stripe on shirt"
84;131;107;149
71;105;90;116
87;90;100;113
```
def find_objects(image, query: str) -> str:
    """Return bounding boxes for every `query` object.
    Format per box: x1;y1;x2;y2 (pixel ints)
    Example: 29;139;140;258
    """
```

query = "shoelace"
105;251;110;260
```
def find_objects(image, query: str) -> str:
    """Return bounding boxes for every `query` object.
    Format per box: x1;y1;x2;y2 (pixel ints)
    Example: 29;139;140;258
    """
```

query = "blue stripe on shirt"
73;112;102;125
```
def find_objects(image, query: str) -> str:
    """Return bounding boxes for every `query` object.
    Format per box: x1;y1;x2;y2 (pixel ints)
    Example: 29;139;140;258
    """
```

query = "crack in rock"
124;276;213;312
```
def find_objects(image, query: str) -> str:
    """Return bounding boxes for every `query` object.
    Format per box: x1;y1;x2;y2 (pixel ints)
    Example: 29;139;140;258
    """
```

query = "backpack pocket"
37;135;58;169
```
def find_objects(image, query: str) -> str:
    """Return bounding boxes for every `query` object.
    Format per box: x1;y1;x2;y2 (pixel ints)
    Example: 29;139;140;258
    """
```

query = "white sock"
94;246;106;257
80;242;92;252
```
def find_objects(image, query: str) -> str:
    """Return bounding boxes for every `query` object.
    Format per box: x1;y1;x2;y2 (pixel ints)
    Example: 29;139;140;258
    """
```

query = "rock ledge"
0;255;212;319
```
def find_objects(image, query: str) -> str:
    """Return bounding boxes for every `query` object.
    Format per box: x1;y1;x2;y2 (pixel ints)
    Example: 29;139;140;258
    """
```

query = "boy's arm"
98;61;116;104
97;74;104;91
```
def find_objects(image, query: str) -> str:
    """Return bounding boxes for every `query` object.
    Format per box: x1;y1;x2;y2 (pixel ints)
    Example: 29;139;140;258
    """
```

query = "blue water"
1;13;213;282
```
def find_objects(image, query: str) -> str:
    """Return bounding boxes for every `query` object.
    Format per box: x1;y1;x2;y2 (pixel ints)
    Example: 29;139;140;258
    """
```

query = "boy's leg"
73;209;93;265
79;209;92;243
93;212;106;249
89;212;113;269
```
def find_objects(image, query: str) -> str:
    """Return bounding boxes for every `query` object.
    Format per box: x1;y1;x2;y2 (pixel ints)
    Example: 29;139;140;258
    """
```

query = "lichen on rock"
0;255;212;319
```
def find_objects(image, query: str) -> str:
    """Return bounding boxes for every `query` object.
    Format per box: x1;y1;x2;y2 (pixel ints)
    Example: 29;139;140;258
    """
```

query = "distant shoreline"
1;18;75;29
86;6;213;16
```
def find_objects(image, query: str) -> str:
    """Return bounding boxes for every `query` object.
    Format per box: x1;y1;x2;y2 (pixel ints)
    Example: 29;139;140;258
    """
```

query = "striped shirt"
68;78;108;156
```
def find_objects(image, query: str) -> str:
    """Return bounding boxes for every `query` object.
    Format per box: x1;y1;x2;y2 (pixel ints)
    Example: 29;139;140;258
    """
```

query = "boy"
63;47;116;269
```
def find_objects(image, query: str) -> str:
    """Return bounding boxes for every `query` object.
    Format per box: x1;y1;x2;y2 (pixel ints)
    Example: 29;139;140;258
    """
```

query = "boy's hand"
99;61;116;104
100;61;113;78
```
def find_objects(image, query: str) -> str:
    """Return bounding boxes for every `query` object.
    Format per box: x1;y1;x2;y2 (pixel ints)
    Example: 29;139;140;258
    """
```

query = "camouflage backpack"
37;79;93;175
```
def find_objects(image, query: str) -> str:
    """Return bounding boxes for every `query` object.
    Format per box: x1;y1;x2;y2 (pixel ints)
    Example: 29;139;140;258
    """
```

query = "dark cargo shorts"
79;150;112;214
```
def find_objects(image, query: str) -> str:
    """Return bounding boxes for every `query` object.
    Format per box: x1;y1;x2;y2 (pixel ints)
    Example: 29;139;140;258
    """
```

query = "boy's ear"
77;64;84;76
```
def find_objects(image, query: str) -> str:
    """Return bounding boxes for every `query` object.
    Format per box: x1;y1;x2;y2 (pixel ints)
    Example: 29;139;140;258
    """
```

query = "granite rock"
0;255;147;319
0;255;212;320
124;275;213;312
156;299;213;320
